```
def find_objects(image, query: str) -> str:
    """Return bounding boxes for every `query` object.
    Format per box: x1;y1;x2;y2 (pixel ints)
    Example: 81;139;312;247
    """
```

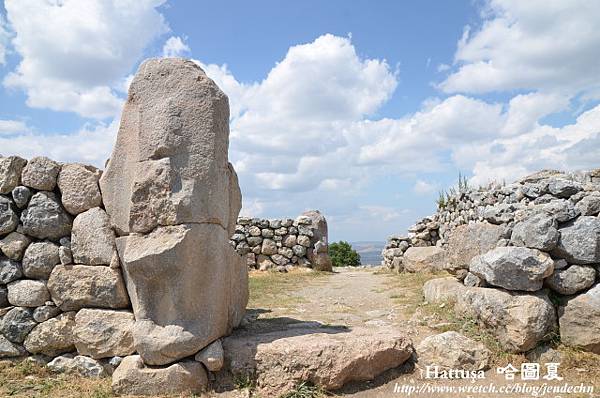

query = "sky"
1;0;600;242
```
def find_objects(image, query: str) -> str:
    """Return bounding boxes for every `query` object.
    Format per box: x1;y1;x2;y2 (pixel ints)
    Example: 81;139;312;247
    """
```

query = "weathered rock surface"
455;288;556;352
99;58;240;236
117;223;247;365
403;246;446;272
446;222;505;270
463;272;487;287
552;216;600;264
511;213;559;251
300;210;333;271
223;326;413;395
545;265;596;295
11;186;31;209
24;312;76;357
57;163;102;215
0;334;26;358
111;355;208;396
74;309;135;359
47;265;129;311
7;280;50;307
32;304;60;323
0;156;27;194
0;307;36;343
71;207;115;265
194;339;224;372
575;194;600;216
48;355;106;377
0;196;18;235
469;247;554;291
416;331;490;371
0;256;22;284
0;232;30;260
422;277;467;304
21;156;61;191
22;241;60;279
558;284;600;353
20;192;72;240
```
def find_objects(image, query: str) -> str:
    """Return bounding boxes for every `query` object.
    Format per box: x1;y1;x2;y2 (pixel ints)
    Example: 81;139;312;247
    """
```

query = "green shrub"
328;241;361;267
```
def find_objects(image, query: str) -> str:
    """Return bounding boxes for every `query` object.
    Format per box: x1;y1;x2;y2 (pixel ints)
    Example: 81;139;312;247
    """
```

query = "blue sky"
1;1;600;242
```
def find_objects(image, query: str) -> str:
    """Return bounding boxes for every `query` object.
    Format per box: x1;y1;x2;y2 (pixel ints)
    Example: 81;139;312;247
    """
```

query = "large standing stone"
47;265;130;311
416;331;490;371
24;312;76;357
223;326;413;396
112;355;208;396
0;232;30;260
455;288;556;352
21;156;61;191
446;222;505;271
299;210;333;271
0;196;18;235
99;58;241;236
0;156;27;194
71;207;115;265
74;309;135;359
511;213;559;251
552;216;600;264
7;280;50;307
403;246;447;273
558;284;600;353
469;247;554;291
545;265;596;295
20;192;72;240
22;241;60;279
57;163;102;215
116;223;248;365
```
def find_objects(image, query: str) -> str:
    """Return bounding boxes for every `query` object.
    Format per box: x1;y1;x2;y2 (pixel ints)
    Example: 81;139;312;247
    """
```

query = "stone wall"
387;168;600;355
0;155;132;376
230;211;331;271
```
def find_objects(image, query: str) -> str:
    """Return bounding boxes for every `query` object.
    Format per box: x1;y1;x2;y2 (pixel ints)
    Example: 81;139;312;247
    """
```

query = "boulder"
20;156;61;191
463;272;486;287
194;339;224;372
0;196;18;235
48;355;106;378
545;265;596;295
111;355;208;396
20;192;72;240
0;256;22;284
416;331;490;371
0;232;30;260
422;277;467;304
261;239;278;255
47;265;130;311
403;246;447;272
552;216;600;264
299;210;333;271
0;307;36;343
510;213;559;251
575;194;600;216
0;156;27;194
57;163;102;215
116;223;248;365
455;288;557;352
71;207;116;265
74;309;135;359
446;222;505;271
547;178;582;198
22;241;60;279
24;312;76;357
99;58;241;236
469;247;554;291
11;186;31;209
7;280;50;307
223;326;413;395
539;199;580;222
32;304;61;323
558;284;600;353
0;334;26;358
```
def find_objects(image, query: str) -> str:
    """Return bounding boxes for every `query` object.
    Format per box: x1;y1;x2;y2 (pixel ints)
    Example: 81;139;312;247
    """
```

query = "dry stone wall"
387;168;600;355
230;209;332;272
0;154;133;375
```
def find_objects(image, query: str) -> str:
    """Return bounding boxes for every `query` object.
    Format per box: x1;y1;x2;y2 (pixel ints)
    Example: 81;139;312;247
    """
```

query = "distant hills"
350;241;385;266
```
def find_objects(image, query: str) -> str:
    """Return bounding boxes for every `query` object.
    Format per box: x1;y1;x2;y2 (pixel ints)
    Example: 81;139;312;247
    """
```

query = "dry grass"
248;269;328;309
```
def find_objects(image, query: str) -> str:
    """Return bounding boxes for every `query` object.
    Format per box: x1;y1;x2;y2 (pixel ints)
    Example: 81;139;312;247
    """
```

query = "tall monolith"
100;58;248;371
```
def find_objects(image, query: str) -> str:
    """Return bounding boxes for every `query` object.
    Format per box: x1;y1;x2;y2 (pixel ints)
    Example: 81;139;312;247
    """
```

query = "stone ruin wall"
0;154;132;376
383;168;600;355
229;212;331;271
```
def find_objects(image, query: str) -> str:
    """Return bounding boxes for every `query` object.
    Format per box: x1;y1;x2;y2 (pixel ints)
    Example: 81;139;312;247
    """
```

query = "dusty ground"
1;267;598;398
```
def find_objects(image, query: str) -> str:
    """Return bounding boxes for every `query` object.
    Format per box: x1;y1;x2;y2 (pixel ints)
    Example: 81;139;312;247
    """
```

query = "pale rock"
416;331;490;371
194;339;224;372
463;272;486;287
32;304;61;323
24;312;76;356
22;241;60;279
59;246;73;265
257;254;274;270
7;280;50;307
0;156;27;194
11;186;31;209
510;213;559;251
575;194;600;216
422;277;467;304
21;156;61;191
0;232;30;260
446;222;505;271
57;164;102;215
111;355;208;396
403;246;447;273
0;196;18;235
261;239;278;255
558;284;600;353
48;355;106;378
553;216;600;264
0;256;22;284
545;265;596;295
283;235;297;248
0;334;26;358
71;207;115;265
547;178;582;198
297;235;311;247
74;309;135;359
47;265;130;311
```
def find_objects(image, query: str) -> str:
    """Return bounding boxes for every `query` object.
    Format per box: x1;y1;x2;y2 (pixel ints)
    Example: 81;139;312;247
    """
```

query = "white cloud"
413;180;437;195
3;0;169;119
162;36;190;57
439;0;600;98
0;119;29;136
0;14;9;65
